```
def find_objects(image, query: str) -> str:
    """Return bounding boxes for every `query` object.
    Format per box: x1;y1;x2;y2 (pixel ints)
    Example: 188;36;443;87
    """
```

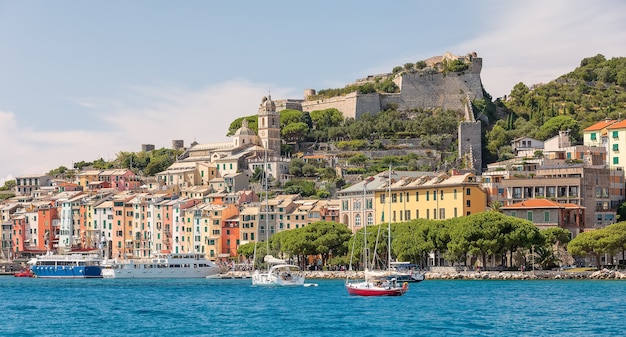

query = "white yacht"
252;255;305;286
101;253;221;279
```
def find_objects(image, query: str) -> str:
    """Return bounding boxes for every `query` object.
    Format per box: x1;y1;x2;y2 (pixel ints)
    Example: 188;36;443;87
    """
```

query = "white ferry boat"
101;253;221;279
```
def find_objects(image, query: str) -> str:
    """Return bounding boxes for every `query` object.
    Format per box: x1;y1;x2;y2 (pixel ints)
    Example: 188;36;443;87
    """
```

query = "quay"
218;268;625;280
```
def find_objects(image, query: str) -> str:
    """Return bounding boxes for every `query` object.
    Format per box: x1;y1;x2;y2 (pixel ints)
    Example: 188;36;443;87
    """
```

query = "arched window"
367;213;373;225
355;214;361;227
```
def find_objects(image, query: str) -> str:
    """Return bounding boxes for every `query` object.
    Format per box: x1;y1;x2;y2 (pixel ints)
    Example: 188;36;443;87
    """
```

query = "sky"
1;0;626;185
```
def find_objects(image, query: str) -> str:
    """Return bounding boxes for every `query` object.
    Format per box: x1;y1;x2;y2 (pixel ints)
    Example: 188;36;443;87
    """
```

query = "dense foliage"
486;54;626;161
237;213;574;270
568;222;626;266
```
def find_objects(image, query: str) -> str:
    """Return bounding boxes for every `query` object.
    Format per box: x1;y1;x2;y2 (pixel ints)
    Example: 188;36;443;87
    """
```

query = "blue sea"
1;277;625;336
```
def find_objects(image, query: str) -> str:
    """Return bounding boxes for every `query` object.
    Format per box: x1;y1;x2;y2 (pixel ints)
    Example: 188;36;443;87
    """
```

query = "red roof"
502;199;573;209
583;119;617;131
606;120;626;130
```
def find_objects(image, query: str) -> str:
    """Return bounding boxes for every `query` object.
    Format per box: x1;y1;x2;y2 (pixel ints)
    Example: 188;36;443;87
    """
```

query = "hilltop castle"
273;51;484;172
274;51;484;119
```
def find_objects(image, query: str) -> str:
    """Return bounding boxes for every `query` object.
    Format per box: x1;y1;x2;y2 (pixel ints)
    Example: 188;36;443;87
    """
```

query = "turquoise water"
1;277;625;336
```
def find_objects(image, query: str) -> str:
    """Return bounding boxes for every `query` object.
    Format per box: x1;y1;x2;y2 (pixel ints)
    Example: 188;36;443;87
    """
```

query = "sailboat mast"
388;164;392;273
363;181;367;272
264;149;269;255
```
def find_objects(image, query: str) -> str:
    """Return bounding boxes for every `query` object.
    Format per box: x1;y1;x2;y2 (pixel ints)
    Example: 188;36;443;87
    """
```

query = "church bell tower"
257;95;281;156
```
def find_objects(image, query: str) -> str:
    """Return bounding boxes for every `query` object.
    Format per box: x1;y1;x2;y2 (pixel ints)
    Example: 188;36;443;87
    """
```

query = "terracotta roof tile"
583;120;617;131
606;120;626;130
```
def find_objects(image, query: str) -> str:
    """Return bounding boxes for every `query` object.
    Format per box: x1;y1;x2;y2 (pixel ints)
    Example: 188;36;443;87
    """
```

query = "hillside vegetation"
486;54;626;161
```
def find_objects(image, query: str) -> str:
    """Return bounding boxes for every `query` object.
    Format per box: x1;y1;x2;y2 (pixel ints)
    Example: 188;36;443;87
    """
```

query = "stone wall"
300;56;484;120
459;121;482;172
301;92;359;119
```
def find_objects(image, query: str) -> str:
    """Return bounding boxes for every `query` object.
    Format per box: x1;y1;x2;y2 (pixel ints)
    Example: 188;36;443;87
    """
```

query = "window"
433;190;437;201
527;211;533;221
466;200;471;207
367;213;373;225
355;214;361;227
454;189;457;199
544;211;550;222
415;191;419;201
591;132;597;140
426;209;429;220
440;190;444;200
380;194;386;204
614;157;619;164
426;191;430;201
466;188;471;195
613;131;618;139
439;208;445;220
454;208;457;217
613;144;619;151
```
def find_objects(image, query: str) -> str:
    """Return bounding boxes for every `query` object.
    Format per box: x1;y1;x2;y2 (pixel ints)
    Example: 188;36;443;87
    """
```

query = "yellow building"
76;170;102;189
373;172;487;223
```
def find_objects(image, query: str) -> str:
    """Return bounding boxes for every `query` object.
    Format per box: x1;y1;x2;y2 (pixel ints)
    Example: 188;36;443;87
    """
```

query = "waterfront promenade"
220;268;626;280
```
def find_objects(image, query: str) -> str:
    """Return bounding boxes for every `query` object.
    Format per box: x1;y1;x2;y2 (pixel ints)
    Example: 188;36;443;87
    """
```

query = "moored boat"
14;268;34;278
29;253;103;278
252;255;305;286
101;253;221;279
367;262;425;283
346;166;410;297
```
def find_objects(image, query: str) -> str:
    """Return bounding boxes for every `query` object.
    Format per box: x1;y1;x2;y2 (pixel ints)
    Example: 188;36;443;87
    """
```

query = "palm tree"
488;200;503;213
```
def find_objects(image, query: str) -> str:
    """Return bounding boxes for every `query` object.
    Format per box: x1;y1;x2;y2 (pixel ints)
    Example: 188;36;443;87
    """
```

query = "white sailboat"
251;149;305;286
346;167;408;296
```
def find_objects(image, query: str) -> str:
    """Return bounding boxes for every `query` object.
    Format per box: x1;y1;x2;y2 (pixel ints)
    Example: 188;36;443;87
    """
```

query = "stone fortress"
273;51;484;172
274;51;484;120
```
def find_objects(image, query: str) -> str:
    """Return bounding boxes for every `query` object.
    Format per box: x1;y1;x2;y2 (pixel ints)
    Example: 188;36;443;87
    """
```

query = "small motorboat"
14;268;34;278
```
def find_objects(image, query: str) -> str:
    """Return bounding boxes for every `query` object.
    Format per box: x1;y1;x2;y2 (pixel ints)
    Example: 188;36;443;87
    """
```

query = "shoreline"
220;268;626;280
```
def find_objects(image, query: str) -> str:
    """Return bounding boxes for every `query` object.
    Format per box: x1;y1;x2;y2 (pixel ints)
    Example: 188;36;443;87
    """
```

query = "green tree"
348;153;368;167
289;158;305;177
281;122;308;143
0;180;16;191
535;115;580;140
310;108;344;130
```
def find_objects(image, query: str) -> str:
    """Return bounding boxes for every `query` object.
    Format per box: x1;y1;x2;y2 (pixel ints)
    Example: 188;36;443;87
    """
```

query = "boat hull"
387;272;425;283
14;269;34;278
101;253;222;279
102;266;220;279
251;264;306;286
31;266;102;278
346;281;408;296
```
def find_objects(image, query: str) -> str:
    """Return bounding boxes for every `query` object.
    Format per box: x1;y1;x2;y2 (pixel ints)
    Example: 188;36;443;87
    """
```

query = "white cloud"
0;81;296;179
454;1;626;98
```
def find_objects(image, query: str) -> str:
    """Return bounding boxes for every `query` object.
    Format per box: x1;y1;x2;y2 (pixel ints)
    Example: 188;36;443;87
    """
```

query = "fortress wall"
395;71;483;112
302;57;484;118
301;92;359;118
354;93;382;119
459;121;482;172
274;99;304;112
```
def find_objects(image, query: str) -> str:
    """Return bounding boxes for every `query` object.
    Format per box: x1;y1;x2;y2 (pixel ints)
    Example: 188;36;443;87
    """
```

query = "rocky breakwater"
424;270;595;280
218;268;626;280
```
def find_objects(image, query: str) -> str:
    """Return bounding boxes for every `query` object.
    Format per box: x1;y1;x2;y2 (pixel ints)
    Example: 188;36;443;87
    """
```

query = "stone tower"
458;94;482;173
258;95;281;156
